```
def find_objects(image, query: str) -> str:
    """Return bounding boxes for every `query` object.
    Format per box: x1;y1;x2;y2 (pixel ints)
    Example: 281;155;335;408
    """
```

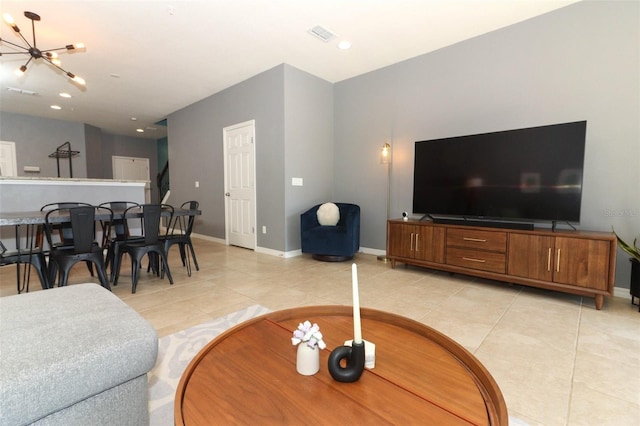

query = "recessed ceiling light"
338;40;352;50
130;117;137;121
59;92;71;98
136;128;144;133
110;73;121;78
50;105;62;110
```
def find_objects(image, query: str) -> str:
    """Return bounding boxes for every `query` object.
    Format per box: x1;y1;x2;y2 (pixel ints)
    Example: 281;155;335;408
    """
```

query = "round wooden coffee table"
175;305;507;425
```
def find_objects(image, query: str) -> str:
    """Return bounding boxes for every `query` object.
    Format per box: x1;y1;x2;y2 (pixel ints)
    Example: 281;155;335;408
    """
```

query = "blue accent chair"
300;203;360;261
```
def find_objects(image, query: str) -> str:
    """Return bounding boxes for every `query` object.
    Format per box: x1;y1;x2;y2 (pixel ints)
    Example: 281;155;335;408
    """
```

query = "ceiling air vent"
7;87;37;95
307;25;336;43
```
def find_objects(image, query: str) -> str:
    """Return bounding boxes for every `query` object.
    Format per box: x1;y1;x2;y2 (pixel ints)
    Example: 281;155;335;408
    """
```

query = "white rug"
148;304;271;426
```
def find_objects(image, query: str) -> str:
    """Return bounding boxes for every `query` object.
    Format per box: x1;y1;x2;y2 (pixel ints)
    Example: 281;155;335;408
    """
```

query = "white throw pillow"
317;203;340;226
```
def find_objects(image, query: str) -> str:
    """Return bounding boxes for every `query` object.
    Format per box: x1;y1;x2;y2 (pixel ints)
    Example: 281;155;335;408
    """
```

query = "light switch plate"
292;177;303;186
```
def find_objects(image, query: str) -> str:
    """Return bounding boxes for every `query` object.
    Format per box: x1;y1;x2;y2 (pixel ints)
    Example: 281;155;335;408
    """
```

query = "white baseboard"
614;286;632;300
359;247;385;257
191;233;301;258
254;246;287;257
191;232;225;245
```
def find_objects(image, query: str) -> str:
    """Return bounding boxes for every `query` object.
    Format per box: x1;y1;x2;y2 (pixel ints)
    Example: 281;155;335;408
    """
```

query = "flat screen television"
412;120;587;228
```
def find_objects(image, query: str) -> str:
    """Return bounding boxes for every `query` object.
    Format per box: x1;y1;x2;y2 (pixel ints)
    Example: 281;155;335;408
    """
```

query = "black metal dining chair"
39;202;95;276
0;240;50;291
113;204;174;293
44;205;112;290
98;201;142;281
161;200;200;277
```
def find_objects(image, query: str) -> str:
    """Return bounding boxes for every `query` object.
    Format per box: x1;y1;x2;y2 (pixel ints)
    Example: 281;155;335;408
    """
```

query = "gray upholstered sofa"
0;283;158;425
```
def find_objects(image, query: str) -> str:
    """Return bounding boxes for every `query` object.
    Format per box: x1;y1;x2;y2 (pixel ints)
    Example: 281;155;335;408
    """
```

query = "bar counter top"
0;177;148;186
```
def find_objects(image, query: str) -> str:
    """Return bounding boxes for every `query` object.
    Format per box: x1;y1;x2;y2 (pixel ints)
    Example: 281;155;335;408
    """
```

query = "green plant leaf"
613;229;640;261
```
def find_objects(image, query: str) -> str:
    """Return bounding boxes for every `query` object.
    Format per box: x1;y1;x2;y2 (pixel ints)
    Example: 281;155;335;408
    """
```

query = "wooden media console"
387;219;616;310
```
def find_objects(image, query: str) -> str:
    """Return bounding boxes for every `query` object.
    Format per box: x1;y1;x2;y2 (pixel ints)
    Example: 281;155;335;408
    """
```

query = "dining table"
0;206;201;293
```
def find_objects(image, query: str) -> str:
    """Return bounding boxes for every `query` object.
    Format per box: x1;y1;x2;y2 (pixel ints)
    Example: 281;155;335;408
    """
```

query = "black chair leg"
178;244;187;267
94;259;111;291
161;252;174;284
130;256;141;294
19;253;50;290
113;251;125;286
33;256;50;290
58;266;71;287
48;261;58;288
85;261;94;276
187;240;199;271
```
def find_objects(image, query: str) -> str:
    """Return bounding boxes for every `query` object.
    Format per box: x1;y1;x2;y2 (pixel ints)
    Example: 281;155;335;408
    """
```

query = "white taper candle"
352;263;362;344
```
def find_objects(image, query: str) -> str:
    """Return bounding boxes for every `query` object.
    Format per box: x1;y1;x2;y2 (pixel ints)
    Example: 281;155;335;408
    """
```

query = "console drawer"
446;247;506;274
447;229;507;253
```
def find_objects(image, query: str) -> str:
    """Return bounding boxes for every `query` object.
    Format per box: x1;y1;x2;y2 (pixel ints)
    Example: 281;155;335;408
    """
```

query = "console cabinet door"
388;222;413;259
508;234;611;291
388;222;445;262
553;237;611;291
508;234;555;281
414;226;445;263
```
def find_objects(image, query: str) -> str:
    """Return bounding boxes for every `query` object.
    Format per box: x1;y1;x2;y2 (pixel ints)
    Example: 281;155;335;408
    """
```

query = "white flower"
291;320;326;349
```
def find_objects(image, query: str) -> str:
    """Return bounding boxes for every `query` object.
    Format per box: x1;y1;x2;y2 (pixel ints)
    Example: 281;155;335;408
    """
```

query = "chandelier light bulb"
65;72;85;85
67;42;85;50
15;65;27;76
3;13;15;25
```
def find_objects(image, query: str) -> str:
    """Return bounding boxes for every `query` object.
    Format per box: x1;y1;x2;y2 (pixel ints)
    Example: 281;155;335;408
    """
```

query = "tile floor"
2;238;639;425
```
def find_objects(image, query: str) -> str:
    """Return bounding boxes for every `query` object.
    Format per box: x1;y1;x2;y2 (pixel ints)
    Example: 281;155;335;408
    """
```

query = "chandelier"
0;11;86;85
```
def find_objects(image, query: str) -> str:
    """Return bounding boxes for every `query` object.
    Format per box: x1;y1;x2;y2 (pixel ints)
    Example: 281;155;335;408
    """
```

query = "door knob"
225;192;231;197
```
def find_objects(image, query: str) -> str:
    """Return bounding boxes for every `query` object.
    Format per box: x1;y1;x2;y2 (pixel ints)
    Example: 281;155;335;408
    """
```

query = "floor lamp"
378;143;391;262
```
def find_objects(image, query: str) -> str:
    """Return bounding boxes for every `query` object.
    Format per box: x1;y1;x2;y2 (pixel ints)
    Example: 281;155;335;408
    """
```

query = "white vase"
296;343;320;375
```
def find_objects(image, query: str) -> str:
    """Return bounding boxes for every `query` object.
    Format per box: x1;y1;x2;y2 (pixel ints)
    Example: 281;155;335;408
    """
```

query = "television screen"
412;121;587;224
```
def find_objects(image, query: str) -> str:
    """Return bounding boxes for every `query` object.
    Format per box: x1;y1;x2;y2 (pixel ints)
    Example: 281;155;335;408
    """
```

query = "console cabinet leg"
594;295;604;310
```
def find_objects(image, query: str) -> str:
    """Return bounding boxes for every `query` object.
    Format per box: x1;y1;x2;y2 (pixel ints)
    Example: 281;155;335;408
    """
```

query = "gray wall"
168;64;334;252
0;111;158;200
0;111;88;178
85;124;103;178
333;0;639;287
167;65;287;249
101;133;159;202
284;65;334;251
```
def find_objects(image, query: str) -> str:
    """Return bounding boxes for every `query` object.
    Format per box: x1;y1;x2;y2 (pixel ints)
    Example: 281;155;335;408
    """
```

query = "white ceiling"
0;0;579;139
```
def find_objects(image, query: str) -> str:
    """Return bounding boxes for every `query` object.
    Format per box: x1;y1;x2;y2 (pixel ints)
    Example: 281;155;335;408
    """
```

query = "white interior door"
224;120;256;250
0;141;17;176
112;156;151;202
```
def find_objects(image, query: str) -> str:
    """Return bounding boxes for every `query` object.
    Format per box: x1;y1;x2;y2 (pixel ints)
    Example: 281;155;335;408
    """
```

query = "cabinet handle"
547;248;552;271
463;237;487;242
556;249;561;272
410;233;414;251
462;257;486;263
415;234;420;252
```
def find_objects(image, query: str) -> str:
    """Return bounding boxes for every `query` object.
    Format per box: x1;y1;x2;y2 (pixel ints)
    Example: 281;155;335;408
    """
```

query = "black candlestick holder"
327;340;365;382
